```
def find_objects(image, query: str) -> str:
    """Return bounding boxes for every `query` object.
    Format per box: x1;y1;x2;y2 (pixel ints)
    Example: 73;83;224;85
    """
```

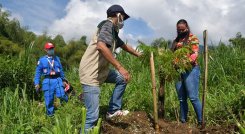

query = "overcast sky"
1;0;245;46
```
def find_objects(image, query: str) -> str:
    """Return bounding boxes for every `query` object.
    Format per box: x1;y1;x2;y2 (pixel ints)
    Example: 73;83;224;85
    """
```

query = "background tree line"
0;6;87;68
0;7;87;99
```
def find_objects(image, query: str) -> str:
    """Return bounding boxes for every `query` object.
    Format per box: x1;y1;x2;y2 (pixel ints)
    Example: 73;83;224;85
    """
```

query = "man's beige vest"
79;28;116;86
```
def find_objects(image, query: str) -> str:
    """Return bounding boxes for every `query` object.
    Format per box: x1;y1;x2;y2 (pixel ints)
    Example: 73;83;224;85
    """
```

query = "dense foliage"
137;41;192;82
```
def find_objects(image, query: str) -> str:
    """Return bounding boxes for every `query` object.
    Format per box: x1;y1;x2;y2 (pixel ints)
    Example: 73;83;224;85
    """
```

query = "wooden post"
150;52;159;132
202;30;208;129
158;68;165;118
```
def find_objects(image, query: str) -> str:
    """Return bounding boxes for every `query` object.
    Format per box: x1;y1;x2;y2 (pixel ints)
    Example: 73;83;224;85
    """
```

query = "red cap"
44;42;55;49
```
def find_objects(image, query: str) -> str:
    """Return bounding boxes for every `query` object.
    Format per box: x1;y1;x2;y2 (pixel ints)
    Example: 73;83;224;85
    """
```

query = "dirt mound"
102;111;155;134
102;111;235;134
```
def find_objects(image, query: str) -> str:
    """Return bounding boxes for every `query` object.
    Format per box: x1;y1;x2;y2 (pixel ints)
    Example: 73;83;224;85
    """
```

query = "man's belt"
44;74;60;79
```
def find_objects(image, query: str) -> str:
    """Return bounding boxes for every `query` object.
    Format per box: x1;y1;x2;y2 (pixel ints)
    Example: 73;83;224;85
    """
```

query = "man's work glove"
63;79;73;94
35;84;41;93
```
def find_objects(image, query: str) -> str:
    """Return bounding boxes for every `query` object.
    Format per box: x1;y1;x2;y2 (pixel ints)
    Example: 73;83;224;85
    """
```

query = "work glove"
35;84;41;93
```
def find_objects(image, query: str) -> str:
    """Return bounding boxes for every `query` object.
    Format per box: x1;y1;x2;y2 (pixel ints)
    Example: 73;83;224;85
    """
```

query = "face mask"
178;31;188;38
47;49;54;56
117;21;124;29
117;13;124;29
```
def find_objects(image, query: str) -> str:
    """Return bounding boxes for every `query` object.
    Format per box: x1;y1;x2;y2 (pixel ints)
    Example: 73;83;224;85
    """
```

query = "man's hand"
118;66;131;83
136;52;143;57
63;80;68;86
121;44;142;57
35;84;40;93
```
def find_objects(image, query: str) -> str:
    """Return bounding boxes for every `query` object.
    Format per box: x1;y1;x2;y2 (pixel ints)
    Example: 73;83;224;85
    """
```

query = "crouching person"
34;42;68;117
79;4;141;132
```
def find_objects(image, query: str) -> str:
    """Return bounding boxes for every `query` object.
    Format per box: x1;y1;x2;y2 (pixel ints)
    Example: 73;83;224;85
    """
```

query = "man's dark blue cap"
107;5;130;20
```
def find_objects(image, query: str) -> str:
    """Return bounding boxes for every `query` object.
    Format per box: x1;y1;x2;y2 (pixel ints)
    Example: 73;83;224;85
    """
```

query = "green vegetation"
0;85;83;133
137;40;192;82
0;7;245;133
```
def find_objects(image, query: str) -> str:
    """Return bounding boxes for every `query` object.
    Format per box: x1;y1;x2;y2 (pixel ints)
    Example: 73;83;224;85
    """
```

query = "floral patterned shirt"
174;33;199;65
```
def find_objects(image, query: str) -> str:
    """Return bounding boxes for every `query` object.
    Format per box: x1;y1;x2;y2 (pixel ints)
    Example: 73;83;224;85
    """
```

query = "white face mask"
117;13;124;29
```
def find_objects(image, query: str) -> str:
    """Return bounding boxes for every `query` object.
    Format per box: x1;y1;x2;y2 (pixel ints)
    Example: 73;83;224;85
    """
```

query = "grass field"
1;42;244;133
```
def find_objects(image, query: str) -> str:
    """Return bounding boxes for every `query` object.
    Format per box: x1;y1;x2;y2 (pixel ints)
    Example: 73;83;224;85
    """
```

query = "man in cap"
79;4;141;131
34;42;68;117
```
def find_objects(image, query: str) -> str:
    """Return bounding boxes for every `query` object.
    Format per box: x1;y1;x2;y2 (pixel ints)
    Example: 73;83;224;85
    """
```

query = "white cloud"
1;7;23;25
48;0;245;45
48;0;110;41
118;0;245;44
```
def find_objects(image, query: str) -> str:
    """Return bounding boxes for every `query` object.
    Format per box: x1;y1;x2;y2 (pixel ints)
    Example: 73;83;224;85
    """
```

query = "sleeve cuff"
97;40;112;48
34;82;39;85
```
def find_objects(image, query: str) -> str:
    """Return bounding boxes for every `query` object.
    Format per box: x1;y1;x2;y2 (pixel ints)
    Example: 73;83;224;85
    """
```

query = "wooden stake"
202;30;208;129
158;68;165;118
150;52;159;132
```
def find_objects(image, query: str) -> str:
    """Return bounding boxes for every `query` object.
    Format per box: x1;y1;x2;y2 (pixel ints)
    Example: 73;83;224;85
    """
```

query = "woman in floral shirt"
171;19;202;126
